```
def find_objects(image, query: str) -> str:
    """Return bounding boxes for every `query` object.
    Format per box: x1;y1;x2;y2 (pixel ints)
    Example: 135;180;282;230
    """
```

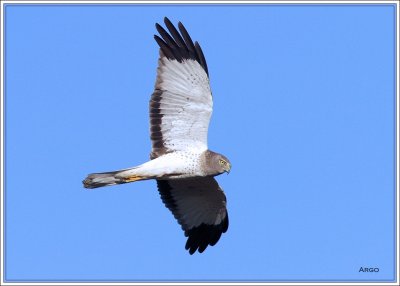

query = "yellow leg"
122;175;145;183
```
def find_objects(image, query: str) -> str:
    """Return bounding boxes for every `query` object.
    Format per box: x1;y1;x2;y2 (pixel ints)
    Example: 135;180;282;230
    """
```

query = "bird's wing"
150;17;212;159
157;177;228;254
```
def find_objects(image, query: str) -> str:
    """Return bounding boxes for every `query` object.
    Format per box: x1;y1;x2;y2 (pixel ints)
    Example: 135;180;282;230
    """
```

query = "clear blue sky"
3;3;396;282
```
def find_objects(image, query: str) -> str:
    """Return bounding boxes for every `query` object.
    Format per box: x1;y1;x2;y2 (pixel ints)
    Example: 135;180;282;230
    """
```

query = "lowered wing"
157;177;229;254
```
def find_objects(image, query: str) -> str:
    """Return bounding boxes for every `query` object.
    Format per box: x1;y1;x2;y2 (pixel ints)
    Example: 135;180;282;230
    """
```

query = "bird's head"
204;150;232;176
215;154;232;175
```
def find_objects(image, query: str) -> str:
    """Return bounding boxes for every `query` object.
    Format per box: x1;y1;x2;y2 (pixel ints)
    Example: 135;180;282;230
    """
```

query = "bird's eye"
219;159;226;166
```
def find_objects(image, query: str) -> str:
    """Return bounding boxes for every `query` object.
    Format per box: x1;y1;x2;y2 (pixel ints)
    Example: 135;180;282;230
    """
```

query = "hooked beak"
225;163;231;175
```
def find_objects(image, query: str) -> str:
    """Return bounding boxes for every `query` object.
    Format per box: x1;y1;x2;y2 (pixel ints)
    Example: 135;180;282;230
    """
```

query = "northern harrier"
83;17;231;255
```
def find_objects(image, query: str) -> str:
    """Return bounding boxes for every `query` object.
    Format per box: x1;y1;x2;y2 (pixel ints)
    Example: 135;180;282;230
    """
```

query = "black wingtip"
184;215;229;255
154;17;209;76
157;179;229;255
164;16;171;25
155;22;162;32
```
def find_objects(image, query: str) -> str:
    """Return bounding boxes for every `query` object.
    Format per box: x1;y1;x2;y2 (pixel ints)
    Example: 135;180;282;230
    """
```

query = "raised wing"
157;177;229;254
150;17;212;159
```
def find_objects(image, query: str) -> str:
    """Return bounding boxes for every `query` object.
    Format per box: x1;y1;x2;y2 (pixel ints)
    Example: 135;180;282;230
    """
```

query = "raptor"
83;17;231;255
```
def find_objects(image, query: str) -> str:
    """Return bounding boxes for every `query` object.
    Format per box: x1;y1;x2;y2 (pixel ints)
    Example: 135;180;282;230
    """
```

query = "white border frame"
0;1;398;285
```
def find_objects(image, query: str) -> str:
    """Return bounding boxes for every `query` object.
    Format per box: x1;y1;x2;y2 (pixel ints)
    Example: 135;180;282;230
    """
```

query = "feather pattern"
83;17;230;255
157;177;228;254
150;18;212;159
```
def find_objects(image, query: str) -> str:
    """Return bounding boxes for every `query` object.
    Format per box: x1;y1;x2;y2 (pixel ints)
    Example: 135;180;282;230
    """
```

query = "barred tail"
83;167;146;189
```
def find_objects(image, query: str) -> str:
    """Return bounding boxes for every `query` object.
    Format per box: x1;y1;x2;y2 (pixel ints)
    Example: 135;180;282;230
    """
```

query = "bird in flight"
83;17;231;255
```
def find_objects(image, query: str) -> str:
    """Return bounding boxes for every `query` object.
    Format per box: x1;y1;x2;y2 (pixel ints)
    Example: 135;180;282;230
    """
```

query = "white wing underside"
150;55;212;158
